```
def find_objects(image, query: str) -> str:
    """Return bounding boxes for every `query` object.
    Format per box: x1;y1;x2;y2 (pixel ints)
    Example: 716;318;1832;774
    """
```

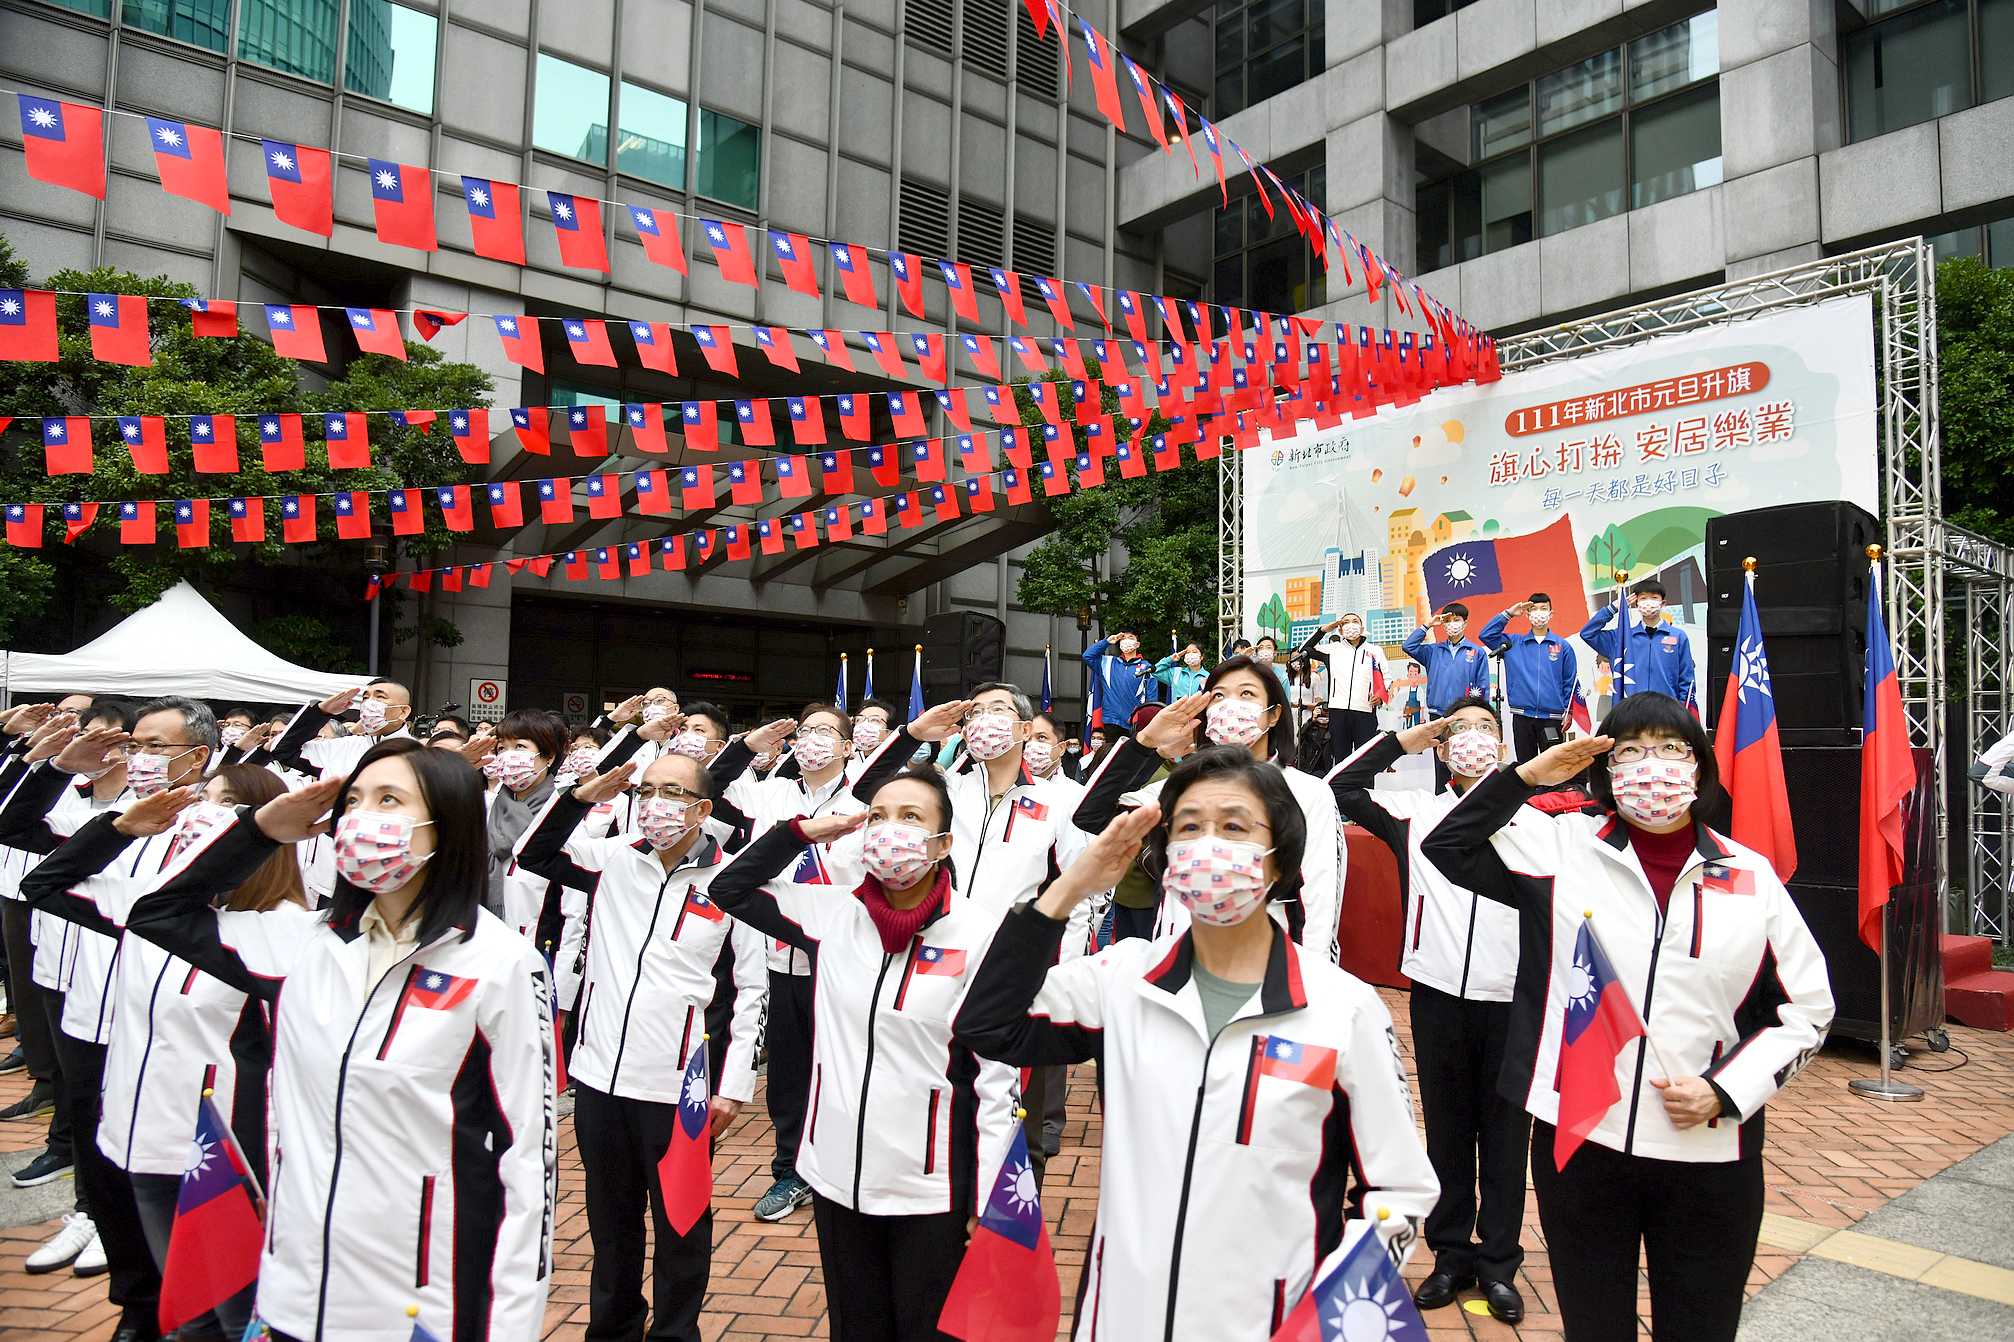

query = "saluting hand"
1040;802;1162;916
1650;1075;1724;1130
457;734;497;767
254;777;344;844
1137;692;1209;759
639;711;683;744
1;703;58;737
23;715;78;765
571;763;635;805
1516;736;1612;787
907;700;971;744
114;786;200;838
798;812;867;845
609;694;647;727
317;687;359;717
52;726;127;776
1395;717;1450;754
744;718;798;756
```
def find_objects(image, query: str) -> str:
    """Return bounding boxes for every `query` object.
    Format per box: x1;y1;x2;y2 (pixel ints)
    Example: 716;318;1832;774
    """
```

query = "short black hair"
326;739;489;946
1442;694;1496;721
1631;580;1667;600
220;705;259;725
495;709;566;760
571;723;611;747
683;701;731;739
1143;746;1307;907
867;764;954;836
855;696;897;720
430;714;472;737
1440;601;1470;619
84;697;135;731
1589;692;1726;828
1230;638;1253;652
1527;592;1551;605
1203;654;1296;763
799;702;853;739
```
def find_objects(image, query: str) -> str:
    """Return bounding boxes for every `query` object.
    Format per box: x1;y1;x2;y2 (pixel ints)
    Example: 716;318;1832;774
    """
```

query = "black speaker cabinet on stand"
921;611;1007;701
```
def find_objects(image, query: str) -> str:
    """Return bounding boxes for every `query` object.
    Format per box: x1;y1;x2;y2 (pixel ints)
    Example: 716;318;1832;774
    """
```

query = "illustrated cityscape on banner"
1241;295;1880;721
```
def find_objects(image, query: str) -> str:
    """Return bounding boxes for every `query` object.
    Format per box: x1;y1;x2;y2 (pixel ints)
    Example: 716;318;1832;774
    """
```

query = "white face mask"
561;748;598;777
1253;647;1275;664
853;720;887;753
1163;837;1272;927
641;702;673;723
355;698;390;733
861;820;942;887
1022;739;1055;774
174;799;239;847
1635;599;1663;618
1610;757;1697;826
219;724;248;749
667;731;712;761
1443;620;1466;639
963;712;1019;762
1183;651;1203;668
1204;697;1267;748
1528;608;1552;629
793;733;839;773
638;796;697;850
1444;728;1500;779
493;748;545;792
1119;638;1140;655
1340;622;1362;640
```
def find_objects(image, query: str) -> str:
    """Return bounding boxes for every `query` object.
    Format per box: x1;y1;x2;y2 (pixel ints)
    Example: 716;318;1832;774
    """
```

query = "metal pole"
367;599;382;678
1849;923;1923;1103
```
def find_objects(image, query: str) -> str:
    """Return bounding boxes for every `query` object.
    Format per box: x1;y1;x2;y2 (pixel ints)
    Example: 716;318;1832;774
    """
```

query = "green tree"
0;233;491;650
1937;256;2014;545
1256;592;1290;643
1585;522;1635;579
1011;375;1218;647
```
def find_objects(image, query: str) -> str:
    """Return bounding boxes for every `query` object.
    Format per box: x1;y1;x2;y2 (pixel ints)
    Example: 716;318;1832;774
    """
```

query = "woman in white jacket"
707;765;1019;1342
1421;692;1833;1342
957;746;1437;1341
124;739;557;1342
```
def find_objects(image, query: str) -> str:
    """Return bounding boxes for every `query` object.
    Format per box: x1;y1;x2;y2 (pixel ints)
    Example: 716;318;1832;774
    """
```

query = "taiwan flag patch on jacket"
915;945;967;976
408;969;476;1010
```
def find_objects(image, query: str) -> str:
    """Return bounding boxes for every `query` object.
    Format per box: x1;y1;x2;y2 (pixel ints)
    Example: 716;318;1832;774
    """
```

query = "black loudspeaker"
920;612;1006;700
1777;745;1862;887
1705;501;1877;743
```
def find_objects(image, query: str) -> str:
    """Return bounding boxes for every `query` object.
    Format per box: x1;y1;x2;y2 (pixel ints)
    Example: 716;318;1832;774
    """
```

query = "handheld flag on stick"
655;1043;714;1235
1712;564;1797;880
938;1122;1060;1342
1858;551;1913;953
406;1305;443;1342
159;1092;264;1333
864;647;876;702
1040;646;1053;713
836;653;849;712
909;644;926;722
1553;917;1646;1171
1612;573;1631;705
1271;1218;1427;1341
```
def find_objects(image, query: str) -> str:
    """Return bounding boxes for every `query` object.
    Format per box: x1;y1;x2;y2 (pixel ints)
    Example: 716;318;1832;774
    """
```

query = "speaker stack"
920;611;1007;700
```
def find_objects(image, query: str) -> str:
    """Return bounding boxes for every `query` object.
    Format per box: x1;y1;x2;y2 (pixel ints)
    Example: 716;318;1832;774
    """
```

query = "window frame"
1207;165;1326;313
341;0;440;118
1839;0;2004;144
1209;0;1324;120
532;50;615;166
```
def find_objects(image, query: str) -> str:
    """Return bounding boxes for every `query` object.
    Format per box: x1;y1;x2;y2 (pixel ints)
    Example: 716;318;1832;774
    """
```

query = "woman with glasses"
709;765;1021;1341
1075;656;1345;964
1421;692;1833;1342
957;746;1438;1341
123;739;557;1342
516;746;769;1342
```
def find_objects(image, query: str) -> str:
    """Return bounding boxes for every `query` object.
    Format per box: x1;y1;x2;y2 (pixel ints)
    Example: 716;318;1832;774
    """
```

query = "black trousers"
1510;713;1563;764
573;1082;713;1342
811;1195;968;1342
1409;983;1528;1283
1329;708;1381;761
1110;903;1157;944
2;901;55;1082
1038;1063;1067;1138
38;984;73;1169
765;969;815;1181
132;1170;255;1341
50;1028;157;1330
1531;1120;1763;1342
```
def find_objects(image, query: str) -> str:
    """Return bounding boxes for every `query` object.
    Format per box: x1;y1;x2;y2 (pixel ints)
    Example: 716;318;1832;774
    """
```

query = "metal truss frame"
1218;239;2014;937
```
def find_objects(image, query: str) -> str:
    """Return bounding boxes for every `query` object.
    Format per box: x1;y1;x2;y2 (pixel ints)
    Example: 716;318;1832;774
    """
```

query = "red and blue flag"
461;177;525;264
1859;562;1914;953
263;140;332;235
915;945;966;976
938;1124;1059;1342
407;968;475;1010
157;1093;262;1332
655;1044;713;1235
1553;919;1645;1170
146;117;229;213
1421;516;1588;636
1270;1223;1426;1342
18;95;104;198
1711;571;1797;880
367;158;437;250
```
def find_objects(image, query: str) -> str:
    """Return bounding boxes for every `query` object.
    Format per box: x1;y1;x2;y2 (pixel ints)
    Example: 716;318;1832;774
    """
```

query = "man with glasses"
1326;695;1531;1325
517;747;768;1342
708;702;929;1222
259;677;415;781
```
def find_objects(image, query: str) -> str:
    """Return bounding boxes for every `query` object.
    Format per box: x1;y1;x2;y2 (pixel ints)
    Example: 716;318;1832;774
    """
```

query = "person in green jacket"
1153;641;1210;698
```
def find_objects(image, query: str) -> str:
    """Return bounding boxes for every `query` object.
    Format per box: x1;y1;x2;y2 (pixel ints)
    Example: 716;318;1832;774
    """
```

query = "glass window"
1539;120;1624;236
1630;83;1722;208
344;2;436;115
237;0;340;83
122;0;229;51
1481;157;1534;251
1211;0;1322;118
1843;0;1971;141
1990;216;2014;266
1536;49;1623;137
534;52;612;163
45;0;110;17
1473;88;1532;158
697;109;761;209
1629;11;1718;101
617;82;690;189
1927;226;1983;260
1984;0;2014;103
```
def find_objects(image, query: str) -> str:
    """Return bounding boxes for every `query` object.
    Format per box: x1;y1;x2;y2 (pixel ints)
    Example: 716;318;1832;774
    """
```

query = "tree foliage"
1937;256;2014;545
0;232;491;650
1010;375;1218;646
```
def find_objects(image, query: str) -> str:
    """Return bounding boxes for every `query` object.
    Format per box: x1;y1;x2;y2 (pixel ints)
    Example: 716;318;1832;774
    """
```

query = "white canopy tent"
1;582;371;704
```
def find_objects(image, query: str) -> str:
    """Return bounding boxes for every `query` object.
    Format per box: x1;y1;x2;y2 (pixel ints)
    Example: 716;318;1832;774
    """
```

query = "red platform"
1942;933;2013;1032
1339;825;1409;990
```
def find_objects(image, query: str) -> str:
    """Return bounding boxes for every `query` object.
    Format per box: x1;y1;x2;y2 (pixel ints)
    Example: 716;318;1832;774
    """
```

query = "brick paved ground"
2;989;2008;1342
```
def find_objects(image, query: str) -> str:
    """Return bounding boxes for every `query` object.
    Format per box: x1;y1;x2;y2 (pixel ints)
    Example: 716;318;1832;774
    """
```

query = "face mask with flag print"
1443;620;1467;639
171;799;239;853
1204;697;1267;748
1340;622;1362;640
1163;836;1272;926
638;797;696;850
1253;646;1275;664
493;748;545;791
1022;739;1055;774
641;703;672;723
853;720;887;754
561;748;598;778
332;811;434;893
355;697;397;733
667;731;712;761
963;712;1020;761
1118;638;1140;655
861;820;942;887
1445;728;1501;778
1610;757;1697;827
792;733;839;773
1528;607;1553;630
125;750;183;798
219;724;248;749
479;753;507;780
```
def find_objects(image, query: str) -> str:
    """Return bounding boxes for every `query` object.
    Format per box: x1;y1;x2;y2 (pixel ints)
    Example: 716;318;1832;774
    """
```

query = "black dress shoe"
1412;1270;1475;1309
1481;1278;1525;1323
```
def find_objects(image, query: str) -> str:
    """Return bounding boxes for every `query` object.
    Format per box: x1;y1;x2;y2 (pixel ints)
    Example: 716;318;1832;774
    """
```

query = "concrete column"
1716;0;1840;277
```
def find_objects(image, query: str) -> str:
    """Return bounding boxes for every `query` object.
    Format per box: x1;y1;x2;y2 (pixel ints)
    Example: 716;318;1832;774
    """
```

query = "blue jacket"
1478;612;1580;718
1400;626;1491;713
1082;639;1156;729
1153;653;1210;698
1577;607;1696;706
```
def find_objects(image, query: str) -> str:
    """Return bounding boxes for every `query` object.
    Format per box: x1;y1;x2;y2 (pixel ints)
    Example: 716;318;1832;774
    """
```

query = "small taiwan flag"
407;968;475;1011
460;174;523;261
655;1045;713;1235
146;117;230;214
1255;1036;1338;1090
701;219;759;288
262;139;333;235
914;945;966;976
1701;862;1756;895
86;292;151;365
937;1124;1058;1342
367;157;437;250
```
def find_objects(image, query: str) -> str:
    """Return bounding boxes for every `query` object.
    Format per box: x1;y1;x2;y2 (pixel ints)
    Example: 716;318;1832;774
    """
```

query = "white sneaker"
24;1212;94;1274
70;1228;106;1277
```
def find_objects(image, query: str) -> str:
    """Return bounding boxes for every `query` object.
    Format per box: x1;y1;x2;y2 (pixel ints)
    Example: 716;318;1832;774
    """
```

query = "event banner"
1240;295;1878;721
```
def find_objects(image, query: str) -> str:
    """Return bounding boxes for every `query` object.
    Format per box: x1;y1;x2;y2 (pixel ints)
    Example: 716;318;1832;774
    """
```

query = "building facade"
1;0;1160;726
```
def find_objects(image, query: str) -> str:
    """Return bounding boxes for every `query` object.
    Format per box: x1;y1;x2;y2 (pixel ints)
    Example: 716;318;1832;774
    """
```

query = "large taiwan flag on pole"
158;1092;263;1332
1712;568;1797;880
1421;516;1589;634
1858;557;1914;953
938;1125;1060;1342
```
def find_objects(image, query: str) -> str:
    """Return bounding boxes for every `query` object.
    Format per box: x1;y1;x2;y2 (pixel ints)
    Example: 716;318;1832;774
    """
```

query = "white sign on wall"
468;677;507;723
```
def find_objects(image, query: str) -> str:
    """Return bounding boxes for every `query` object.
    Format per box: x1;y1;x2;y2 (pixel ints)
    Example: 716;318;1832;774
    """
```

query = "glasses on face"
1440;723;1501;741
959;707;1015;727
120;742;197;757
636;784;703;802
1611;741;1694;765
796;725;842;742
